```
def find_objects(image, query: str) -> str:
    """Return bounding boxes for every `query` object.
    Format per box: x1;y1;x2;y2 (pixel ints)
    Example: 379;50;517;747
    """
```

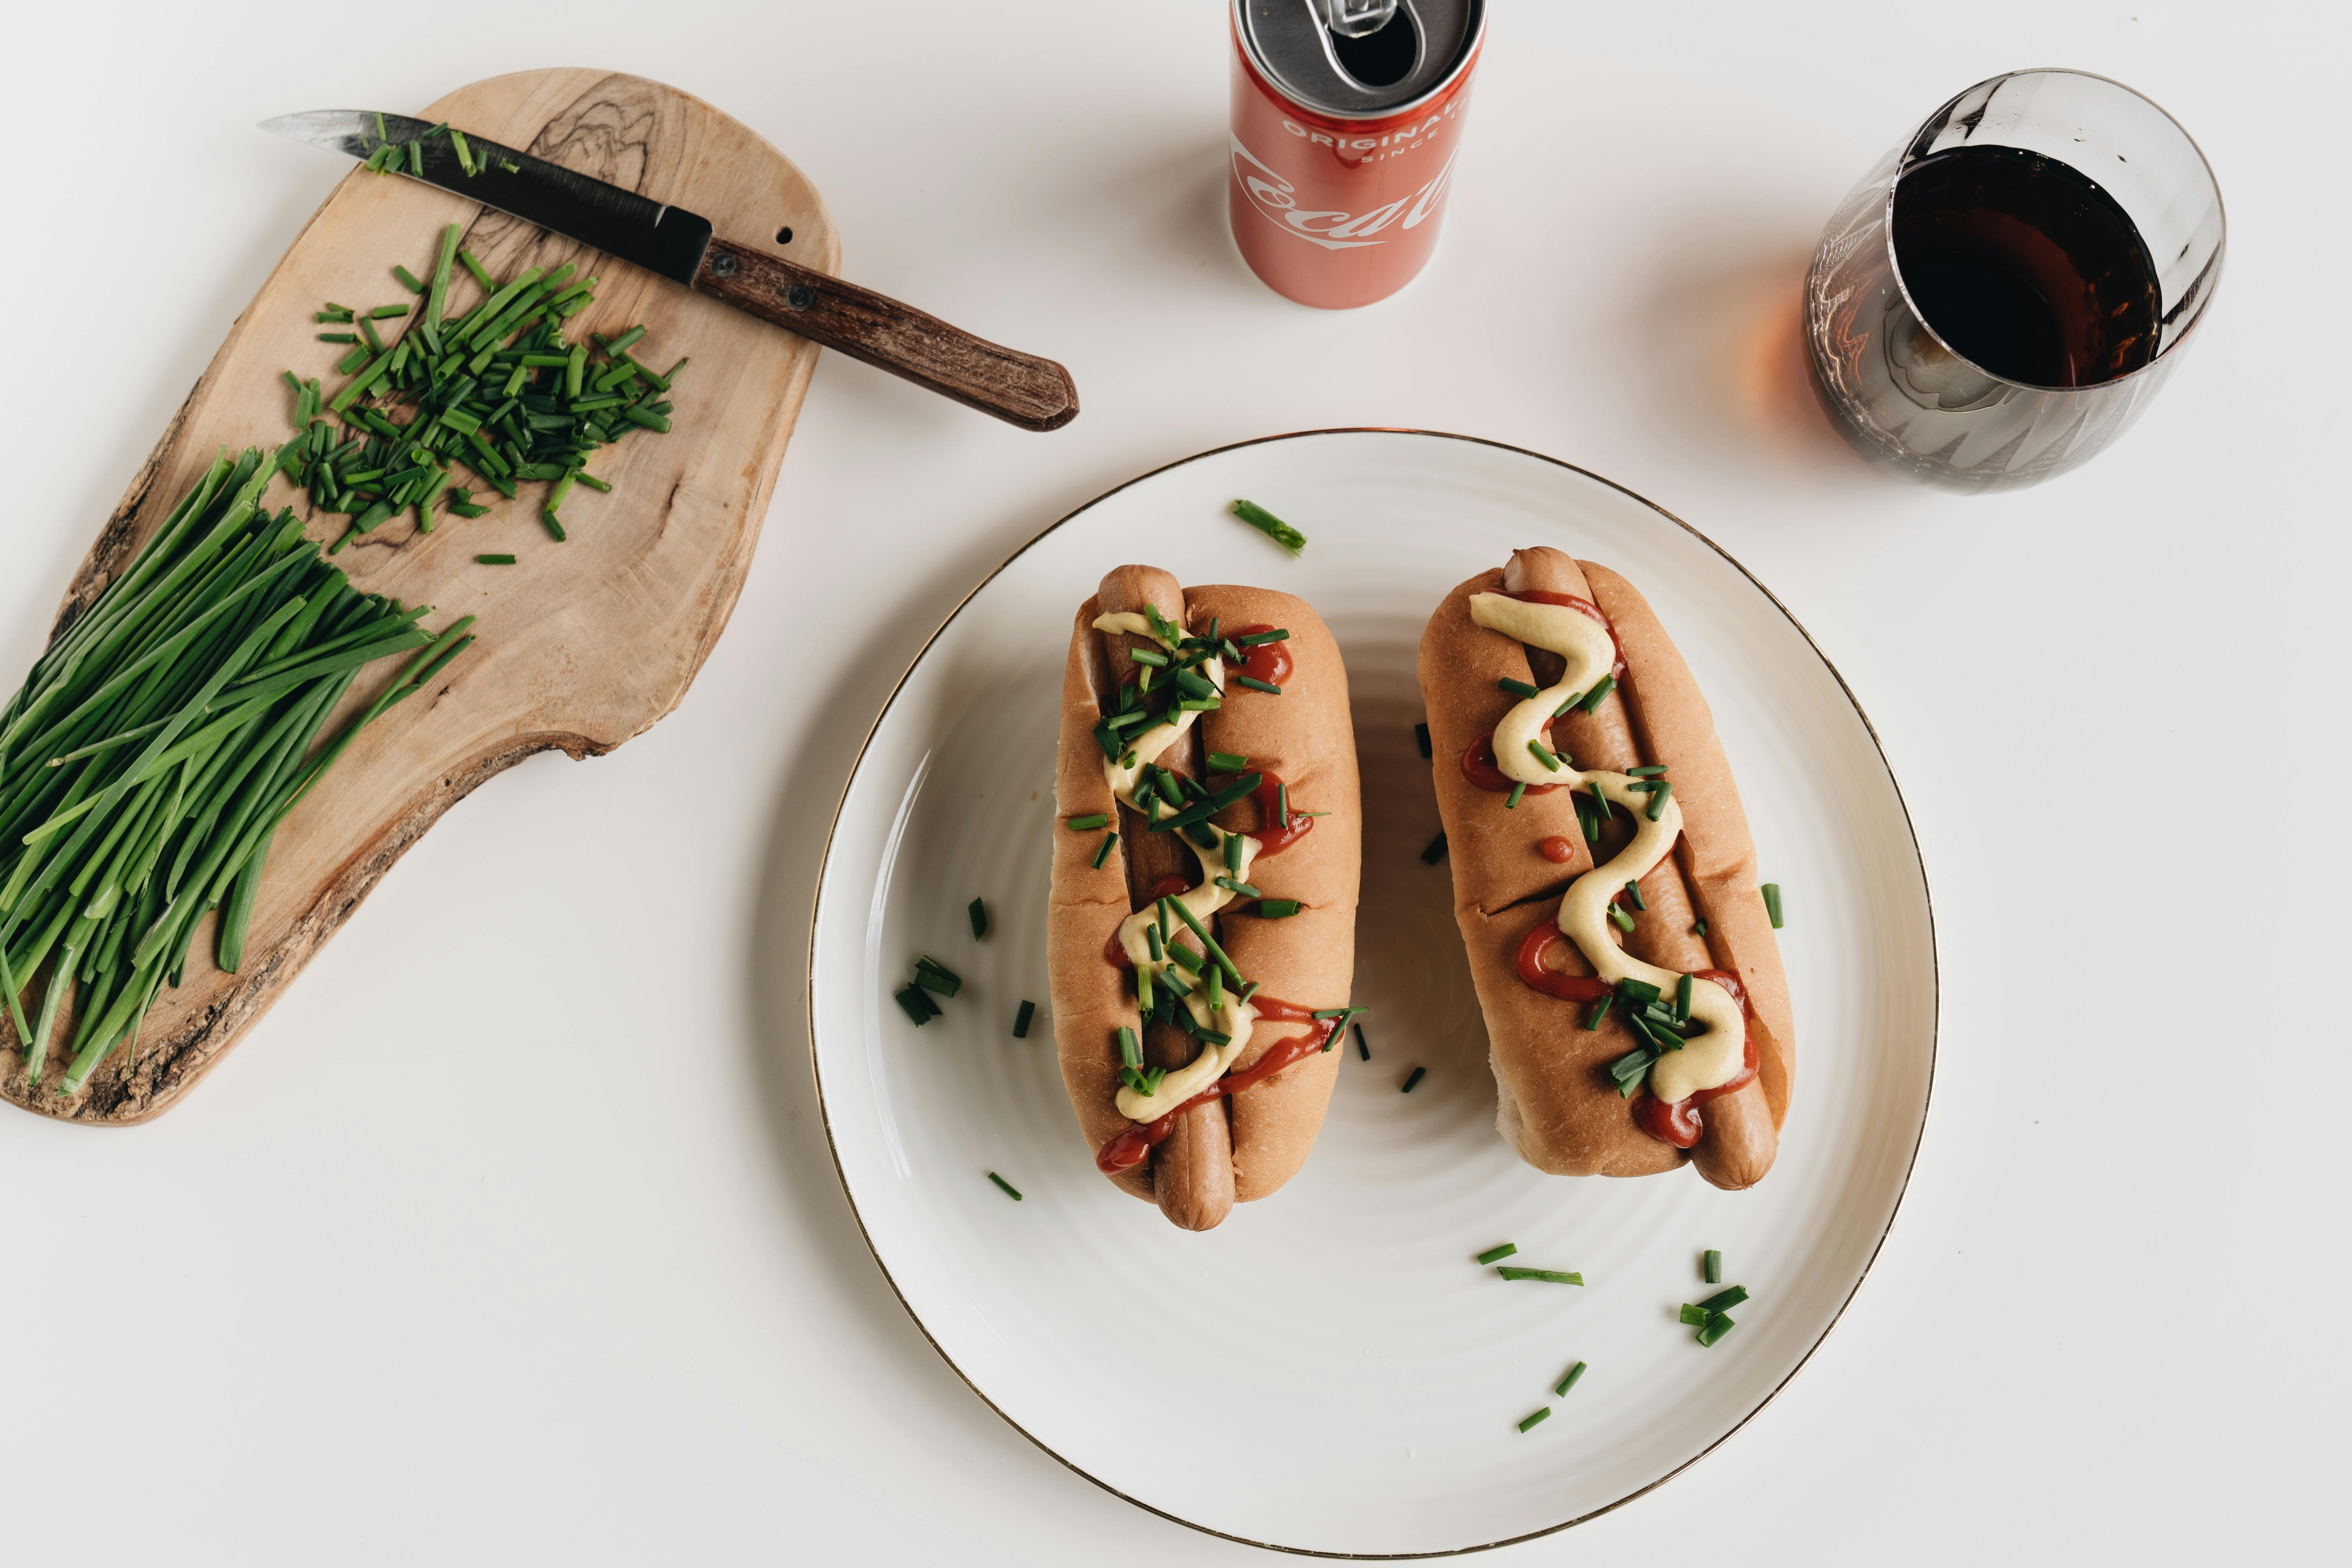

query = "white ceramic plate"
808;430;1934;1557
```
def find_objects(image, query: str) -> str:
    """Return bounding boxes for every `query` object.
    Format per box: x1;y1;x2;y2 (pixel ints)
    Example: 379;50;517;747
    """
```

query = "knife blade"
261;110;1077;432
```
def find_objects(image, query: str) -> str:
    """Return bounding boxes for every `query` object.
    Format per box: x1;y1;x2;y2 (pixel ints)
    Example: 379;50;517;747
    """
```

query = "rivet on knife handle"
694;238;1078;432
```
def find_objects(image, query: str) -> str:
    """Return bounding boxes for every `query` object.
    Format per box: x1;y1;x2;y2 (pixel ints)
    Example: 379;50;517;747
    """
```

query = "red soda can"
1228;1;1488;309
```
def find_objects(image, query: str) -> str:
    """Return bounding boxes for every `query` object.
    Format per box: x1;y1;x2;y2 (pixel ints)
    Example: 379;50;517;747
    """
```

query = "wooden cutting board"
0;68;836;1123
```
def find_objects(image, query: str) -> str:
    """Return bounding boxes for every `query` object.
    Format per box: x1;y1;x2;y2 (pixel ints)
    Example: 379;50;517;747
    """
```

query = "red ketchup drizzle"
1223;623;1294;690
1632;971;1758;1149
1513;922;1612;1003
1095;995;1336;1174
1461;731;1564;796
1246;770;1312;857
1537;835;1577;864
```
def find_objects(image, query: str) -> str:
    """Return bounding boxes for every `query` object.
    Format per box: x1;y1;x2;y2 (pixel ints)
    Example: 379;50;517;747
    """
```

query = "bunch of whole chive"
281;222;687;553
0;448;473;1095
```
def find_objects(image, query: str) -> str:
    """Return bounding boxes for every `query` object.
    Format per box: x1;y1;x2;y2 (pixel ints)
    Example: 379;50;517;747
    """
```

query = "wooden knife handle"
692;237;1078;432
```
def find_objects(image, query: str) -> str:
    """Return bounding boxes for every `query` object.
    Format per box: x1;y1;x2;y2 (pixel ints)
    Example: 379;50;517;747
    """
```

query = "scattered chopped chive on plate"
1231;498;1306;553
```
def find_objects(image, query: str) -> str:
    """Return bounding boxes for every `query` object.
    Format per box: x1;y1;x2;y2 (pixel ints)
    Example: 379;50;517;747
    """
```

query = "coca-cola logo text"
1230;134;1458;251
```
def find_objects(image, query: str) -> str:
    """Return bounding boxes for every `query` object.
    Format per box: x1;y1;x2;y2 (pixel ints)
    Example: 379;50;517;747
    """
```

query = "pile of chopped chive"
0;448;472;1095
895;954;962;1025
281;221;686;554
1680;1285;1749;1348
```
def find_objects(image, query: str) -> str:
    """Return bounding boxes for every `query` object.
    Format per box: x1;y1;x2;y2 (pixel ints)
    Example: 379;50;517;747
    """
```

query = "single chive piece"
1277;782;1289;828
1234;628;1289;646
987;1172;1024;1201
1091;830;1118;869
450;128;476;176
358;316;386;352
1646;780;1673;821
1623;879;1647;912
1497;1268;1584;1285
1579;673;1616;714
1695;918;1710;936
1167;898;1245;989
1066;813;1109;831
1415;721;1432;759
1255;899;1301;918
501;160;520;173
914;956;963;995
1145;924;1163;963
1499;677;1541;700
1505;782;1527;810
1763;883;1784;927
1675;973;1693;1022
1608;902;1635;933
1518;1407;1552;1434
1401;1066;1426;1093
1555;694;1580;717
1697;1312;1737;1348
1527;739;1561;771
1012;999;1036;1038
393;263;425;293
1231;497;1306;552
1213;877;1262;897
1697;1285;1749;1312
475;553;517;565
1475;1243;1519;1265
368;304;410;319
1628;764;1668;777
1130;647;1169;668
459;248;496;290
1234;675;1282;695
317;331;359;344
407;140;425;176
1222;832;1244;873
1117;1025;1141;1069
1585;994;1613;1031
968;897;989;940
1704;1249;1722;1284
1208;751;1249;773
1136;964;1155;1013
1617;978;1662;1005
1555;1361;1587;1397
1679;1303;1711;1327
1353;1022;1370;1061
894;985;936;1026
1205;962;1225;1008
1420;831;1448;864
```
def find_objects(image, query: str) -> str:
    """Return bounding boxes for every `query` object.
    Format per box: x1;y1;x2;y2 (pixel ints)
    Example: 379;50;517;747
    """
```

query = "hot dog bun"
1047;567;1361;1228
1416;548;1791;1189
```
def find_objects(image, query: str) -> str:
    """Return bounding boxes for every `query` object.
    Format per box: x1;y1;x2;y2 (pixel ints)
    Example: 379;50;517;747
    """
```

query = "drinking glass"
1804;69;2225;491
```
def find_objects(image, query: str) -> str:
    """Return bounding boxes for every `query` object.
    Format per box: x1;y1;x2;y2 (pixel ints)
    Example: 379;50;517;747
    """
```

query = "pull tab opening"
1324;2;1419;88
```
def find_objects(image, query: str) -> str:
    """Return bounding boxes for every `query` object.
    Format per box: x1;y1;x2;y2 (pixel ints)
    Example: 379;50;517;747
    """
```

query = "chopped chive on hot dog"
1209;751;1250;772
1499;677;1541;700
1498;1267;1583;1285
1505;782;1527;810
1528;739;1561;772
1628;763;1668;777
1067;812;1109;832
1231;498;1306;552
1475;1243;1519;1265
1646;780;1673;821
1012;1000;1036;1038
1623;878;1646;911
1579;673;1615;713
1234;628;1289;646
1234;676;1282;695
1254;899;1301;918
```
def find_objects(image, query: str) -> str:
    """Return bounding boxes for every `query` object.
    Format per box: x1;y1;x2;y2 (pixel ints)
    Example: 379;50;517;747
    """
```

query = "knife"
261;110;1078;432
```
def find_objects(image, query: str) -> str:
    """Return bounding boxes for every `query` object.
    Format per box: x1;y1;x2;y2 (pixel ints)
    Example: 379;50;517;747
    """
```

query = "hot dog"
1416;548;1793;1189
1047;565;1360;1230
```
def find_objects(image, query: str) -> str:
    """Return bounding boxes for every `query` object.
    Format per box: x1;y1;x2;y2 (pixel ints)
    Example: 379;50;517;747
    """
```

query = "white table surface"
2;2;2339;1562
